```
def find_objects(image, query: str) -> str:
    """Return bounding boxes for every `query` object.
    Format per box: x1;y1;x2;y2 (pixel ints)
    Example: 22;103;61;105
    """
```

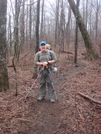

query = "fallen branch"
19;51;32;61
7;65;14;67
17;118;34;123
78;92;101;105
61;51;73;54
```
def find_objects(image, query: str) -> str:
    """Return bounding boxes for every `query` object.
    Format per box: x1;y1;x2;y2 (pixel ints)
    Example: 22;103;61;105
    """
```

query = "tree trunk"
20;0;25;52
65;7;71;48
29;0;32;48
68;0;98;60
25;5;29;49
74;0;80;65
0;0;9;91
85;0;88;28
35;0;40;53
55;0;60;47
59;0;65;52
95;0;99;43
40;0;44;40
8;15;12;55
14;0;21;60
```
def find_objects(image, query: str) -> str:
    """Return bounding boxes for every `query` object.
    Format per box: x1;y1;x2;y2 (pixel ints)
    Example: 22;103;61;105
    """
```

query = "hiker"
32;43;52;79
34;41;57;103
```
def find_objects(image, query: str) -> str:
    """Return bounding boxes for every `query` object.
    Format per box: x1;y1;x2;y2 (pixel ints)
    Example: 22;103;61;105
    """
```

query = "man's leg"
47;82;55;102
37;82;46;100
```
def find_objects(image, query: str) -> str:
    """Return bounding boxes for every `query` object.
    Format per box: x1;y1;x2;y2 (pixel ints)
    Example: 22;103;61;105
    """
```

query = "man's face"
40;44;46;51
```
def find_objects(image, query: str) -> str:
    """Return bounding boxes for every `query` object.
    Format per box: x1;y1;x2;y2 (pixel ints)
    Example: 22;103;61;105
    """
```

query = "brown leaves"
1;51;101;134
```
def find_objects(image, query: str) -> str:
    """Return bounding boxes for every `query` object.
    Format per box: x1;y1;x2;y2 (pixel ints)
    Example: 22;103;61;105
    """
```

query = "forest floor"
0;46;101;134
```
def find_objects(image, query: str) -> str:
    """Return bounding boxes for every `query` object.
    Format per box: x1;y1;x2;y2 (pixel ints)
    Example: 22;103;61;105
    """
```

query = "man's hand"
42;61;48;67
37;61;48;67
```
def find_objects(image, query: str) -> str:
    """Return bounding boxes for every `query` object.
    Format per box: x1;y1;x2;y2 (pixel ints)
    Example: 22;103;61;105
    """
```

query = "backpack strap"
37;51;41;62
48;50;52;60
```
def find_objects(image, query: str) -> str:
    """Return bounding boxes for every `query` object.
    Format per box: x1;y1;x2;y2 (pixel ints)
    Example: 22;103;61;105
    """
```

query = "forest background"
0;0;101;133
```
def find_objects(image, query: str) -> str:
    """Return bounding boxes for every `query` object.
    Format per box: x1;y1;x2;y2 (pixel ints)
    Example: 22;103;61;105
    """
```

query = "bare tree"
95;0;100;41
29;0;32;48
40;0;45;40
88;3;93;37
85;0;88;27
68;0;98;60
0;0;9;91
8;15;12;55
25;5;29;49
55;0;60;47
20;0;25;52
7;0;101;59
74;0;80;65
35;0;40;53
65;6;71;48
14;0;22;60
13;0;22;96
59;0;65;52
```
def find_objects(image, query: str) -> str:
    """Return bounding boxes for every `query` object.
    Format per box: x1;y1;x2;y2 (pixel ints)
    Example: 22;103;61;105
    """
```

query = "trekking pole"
24;67;44;100
48;68;58;101
24;76;38;100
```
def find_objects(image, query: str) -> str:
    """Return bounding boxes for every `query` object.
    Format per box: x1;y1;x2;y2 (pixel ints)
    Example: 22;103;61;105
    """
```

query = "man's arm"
48;51;57;64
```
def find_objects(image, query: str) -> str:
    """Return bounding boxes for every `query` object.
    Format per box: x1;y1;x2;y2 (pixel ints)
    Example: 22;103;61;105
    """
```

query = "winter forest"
7;0;101;52
0;0;101;133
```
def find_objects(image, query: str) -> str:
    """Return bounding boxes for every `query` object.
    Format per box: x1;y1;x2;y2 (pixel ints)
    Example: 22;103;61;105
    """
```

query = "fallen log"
78;92;101;105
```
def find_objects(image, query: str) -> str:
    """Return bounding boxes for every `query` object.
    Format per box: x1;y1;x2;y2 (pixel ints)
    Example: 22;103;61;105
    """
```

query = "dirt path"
1;56;101;134
15;60;87;134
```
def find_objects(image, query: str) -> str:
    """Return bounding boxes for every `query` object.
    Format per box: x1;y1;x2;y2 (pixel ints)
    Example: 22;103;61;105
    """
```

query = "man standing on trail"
34;41;57;103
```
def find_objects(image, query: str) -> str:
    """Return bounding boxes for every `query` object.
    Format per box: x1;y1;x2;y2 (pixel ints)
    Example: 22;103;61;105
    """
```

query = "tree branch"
78;92;101;105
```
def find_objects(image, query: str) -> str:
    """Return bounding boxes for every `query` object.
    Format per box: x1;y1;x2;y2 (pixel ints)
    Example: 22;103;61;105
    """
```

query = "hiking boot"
37;96;44;101
50;99;55;103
